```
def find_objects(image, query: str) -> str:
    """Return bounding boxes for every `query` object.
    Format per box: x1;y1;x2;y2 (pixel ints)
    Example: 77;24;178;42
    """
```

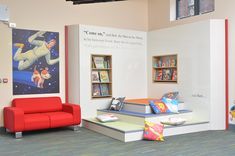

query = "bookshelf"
91;54;112;98
152;54;177;83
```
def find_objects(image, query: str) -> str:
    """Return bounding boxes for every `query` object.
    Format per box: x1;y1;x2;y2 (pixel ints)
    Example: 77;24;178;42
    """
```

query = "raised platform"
83;118;209;142
83;99;210;142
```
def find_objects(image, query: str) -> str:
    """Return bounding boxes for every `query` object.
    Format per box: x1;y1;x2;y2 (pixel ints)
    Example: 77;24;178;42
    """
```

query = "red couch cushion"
24;114;50;131
12;97;62;114
43;112;74;128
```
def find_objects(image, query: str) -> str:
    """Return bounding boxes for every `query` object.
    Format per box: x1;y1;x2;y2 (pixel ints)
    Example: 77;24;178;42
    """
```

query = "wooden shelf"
92;68;112;70
152;54;178;83
92;95;112;98
153;80;177;82
92;82;112;84
153;66;177;69
91;54;112;99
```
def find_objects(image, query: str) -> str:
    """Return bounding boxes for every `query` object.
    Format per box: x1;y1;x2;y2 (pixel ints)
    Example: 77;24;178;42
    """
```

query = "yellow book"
99;71;109;82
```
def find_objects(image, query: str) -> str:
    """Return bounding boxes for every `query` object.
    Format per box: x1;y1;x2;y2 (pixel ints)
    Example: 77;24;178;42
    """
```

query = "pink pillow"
143;121;164;141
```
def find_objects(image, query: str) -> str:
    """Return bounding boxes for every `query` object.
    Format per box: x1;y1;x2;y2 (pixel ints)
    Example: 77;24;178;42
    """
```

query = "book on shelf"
170;57;177;67
99;71;110;82
93;56;105;68
172;69;177;81
156;69;163;80
103;61;108;68
162;69;172;80
158;59;162;67
161;56;172;67
107;59;110;68
156;56;176;68
161;57;166;67
100;84;110;96
91;71;100;82
103;57;111;68
166;57;171;67
92;84;101;96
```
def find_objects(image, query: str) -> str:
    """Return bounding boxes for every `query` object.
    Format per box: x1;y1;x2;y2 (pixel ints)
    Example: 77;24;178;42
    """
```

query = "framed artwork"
12;28;60;95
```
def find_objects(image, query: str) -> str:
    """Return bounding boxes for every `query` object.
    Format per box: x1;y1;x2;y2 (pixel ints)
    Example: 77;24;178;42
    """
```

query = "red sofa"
4;97;81;138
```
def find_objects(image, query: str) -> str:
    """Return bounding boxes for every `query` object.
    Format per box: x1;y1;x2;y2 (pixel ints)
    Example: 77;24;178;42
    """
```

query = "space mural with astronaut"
12;28;60;95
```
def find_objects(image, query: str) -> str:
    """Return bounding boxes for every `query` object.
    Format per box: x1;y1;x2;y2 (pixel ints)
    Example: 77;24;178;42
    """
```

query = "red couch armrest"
62;103;81;125
4;107;24;132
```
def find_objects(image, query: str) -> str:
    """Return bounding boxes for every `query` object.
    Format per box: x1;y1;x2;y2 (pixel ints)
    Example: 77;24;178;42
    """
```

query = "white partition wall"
147;20;226;130
67;20;226;132
67;25;147;119
209;20;226;130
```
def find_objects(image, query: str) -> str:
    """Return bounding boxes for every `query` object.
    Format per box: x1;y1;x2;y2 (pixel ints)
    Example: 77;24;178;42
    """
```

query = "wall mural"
12;29;59;95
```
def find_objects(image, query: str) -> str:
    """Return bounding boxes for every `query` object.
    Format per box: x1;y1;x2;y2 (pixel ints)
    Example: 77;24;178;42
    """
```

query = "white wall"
147;20;225;129
148;0;235;125
0;0;148;127
68;25;147;119
210;20;226;129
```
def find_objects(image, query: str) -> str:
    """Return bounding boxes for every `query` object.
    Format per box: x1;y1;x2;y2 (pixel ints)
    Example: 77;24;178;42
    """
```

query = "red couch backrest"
12;97;62;114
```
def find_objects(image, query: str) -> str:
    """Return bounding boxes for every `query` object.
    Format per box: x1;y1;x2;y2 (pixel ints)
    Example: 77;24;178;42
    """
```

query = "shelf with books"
92;82;112;84
153;66;177;69
152;54;177;83
91;54;112;98
91;68;112;70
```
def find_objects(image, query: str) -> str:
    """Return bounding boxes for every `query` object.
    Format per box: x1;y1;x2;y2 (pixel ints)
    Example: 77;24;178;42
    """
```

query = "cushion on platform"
161;91;179;100
161;97;179;113
96;114;119;122
149;101;160;114
109;97;125;111
143;121;164;141
149;100;169;114
160;117;186;126
155;102;169;113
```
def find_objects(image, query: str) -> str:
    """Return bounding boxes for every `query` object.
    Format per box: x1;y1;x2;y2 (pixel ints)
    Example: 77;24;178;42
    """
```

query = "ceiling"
66;0;127;5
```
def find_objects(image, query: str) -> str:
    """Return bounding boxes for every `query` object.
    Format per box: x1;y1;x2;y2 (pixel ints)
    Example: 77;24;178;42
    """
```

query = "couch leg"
15;132;22;139
5;128;10;133
73;125;79;131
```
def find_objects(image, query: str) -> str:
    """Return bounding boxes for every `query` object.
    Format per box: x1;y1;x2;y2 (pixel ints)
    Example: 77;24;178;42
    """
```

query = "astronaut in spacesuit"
13;31;59;70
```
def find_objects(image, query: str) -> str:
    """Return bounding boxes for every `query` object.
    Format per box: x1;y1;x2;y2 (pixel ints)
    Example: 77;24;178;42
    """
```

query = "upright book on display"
99;71;110;82
93;56;105;68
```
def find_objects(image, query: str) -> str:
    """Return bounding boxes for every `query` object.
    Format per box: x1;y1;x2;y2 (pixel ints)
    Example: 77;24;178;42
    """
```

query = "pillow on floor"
96;114;118;122
143;121;164;141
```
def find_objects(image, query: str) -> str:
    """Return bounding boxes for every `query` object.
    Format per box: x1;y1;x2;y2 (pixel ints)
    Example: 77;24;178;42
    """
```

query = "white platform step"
83;118;210;142
163;120;210;136
83;118;143;142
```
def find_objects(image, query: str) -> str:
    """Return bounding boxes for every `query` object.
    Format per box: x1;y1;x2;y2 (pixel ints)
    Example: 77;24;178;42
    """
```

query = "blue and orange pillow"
149;96;179;114
161;97;179;113
149;100;169;114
